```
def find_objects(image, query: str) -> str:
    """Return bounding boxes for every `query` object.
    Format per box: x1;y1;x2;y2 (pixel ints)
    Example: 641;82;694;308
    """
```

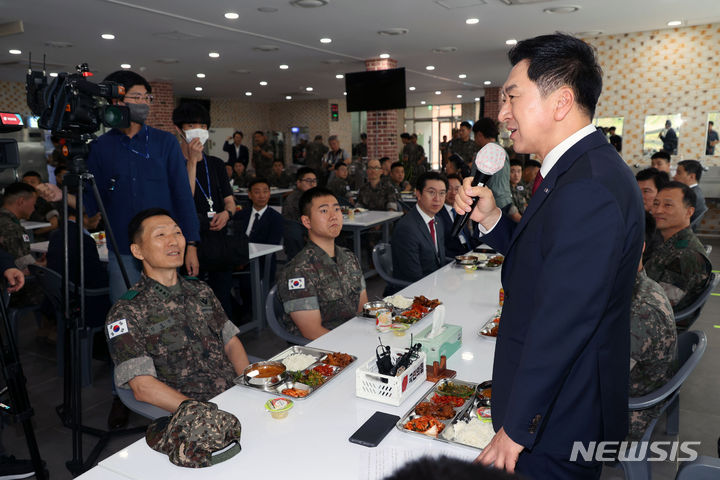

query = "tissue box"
416;323;462;364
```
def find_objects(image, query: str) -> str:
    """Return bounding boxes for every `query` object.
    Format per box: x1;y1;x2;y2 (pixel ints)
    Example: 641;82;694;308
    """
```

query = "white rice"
282;353;316;371
442;417;495;449
383;295;413;309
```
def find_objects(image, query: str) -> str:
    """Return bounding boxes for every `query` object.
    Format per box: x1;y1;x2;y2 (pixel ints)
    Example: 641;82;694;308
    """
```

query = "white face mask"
185;128;209;145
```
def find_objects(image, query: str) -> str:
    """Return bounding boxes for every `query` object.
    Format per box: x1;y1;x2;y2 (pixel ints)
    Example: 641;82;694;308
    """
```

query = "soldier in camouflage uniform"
449;122;480;169
326;161;351;203
277;187;368;340
401;133;424;187
251;130;274;179
0;183;38;272
21;171;59;241
281;167;317;222
509;159;530;216
645;183;711;313
356;158;399;211
304;135;329;173
267;159;293;188
105;208;250;412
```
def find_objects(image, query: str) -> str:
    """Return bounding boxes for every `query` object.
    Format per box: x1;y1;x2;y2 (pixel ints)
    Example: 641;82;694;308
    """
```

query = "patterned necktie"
428;218;436;247
532;172;544;195
250;212;260;236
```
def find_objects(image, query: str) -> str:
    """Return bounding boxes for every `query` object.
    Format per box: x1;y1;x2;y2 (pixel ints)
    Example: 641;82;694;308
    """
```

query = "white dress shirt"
416;204;438;252
245;205;269;236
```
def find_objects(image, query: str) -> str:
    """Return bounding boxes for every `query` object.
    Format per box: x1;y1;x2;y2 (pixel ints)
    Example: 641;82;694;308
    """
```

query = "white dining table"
341;210;404;278
89;259;502;480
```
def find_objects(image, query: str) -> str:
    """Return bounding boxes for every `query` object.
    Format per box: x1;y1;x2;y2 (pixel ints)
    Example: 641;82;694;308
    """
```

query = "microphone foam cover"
474;143;507;175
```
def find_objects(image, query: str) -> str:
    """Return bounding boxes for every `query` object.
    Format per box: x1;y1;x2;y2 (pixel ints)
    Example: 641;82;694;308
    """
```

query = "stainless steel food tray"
396;378;483;449
233;345;356;400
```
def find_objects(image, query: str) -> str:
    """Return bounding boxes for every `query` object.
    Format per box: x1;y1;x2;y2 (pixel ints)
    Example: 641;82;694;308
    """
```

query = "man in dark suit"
438;174;477;257
674;159;707;229
456;34;644;479
223;130;249;167
391;172;449;283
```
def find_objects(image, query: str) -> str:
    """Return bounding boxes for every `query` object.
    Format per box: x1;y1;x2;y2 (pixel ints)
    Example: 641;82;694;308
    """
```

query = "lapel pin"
544;187;549;193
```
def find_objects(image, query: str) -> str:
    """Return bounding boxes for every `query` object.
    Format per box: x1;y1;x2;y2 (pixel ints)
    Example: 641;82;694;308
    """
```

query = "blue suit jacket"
391;206;447;283
482;130;644;456
236;207;284;245
437;206;478;258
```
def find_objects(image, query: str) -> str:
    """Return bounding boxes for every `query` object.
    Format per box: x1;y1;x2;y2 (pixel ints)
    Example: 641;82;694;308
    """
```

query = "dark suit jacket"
437;206;478;258
236;206;284;277
391;206;447;283
0;247;14;272
690;184;707;227
223;141;249;167
482;130;644;457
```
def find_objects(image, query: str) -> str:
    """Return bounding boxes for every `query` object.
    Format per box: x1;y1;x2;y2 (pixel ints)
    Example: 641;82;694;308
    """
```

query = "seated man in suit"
438;174;478;258
277;187;368;340
105;208;250;412
646;182;711;314
673;159;707;229
391;172;449;283
628;212;677;439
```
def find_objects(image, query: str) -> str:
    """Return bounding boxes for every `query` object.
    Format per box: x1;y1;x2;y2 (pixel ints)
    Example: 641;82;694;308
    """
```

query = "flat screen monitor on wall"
345;67;406;112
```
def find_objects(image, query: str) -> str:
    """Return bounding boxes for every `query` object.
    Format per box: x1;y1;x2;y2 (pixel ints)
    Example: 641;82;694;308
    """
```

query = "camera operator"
83;70;200;304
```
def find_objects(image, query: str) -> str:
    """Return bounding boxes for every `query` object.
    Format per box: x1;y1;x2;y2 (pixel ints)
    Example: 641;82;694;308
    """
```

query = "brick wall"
146;81;175;134
483;87;501;122
365;57;400;160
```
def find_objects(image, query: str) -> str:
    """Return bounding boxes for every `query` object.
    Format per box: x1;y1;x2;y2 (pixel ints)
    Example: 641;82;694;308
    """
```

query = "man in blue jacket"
456;33;644;479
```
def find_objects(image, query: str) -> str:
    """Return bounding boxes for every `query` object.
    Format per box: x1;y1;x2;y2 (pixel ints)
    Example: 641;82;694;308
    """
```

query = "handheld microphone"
450;142;507;238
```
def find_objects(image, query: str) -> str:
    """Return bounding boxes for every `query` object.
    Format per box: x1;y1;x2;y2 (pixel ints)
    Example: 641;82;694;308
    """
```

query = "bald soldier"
105;208;250;412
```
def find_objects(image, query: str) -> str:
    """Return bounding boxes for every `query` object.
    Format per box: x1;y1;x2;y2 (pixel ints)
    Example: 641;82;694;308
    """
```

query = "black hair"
400;133;411;140
644;211;656;245
172;102;211;129
233;130;243;138
658;181;696;209
248;178;270;190
103;70;152;95
334;160;347;170
710;121;714;127
272;158;284;165
510;158;524;168
384;455;520;480
472;118;499;140
636;167;670;191
299;187;336;217
677;160;703;182
446;173;462;183
523;159;542;169
21;170;42;180
379;156;391;165
416;171;448;192
127;208;175;246
360;133;367;140
459;121;472;130
2;182;36;205
253;130;264;136
447;154;471;178
608;126;616;132
391;161;404;170
650;151;671;162
295;166;316;181
54;165;68;175
508;33;602;118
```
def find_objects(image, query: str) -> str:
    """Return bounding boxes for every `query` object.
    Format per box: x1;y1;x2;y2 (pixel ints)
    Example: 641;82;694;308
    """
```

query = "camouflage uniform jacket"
281;189;303;222
628;269;677;439
326;174;350;200
231;172;249;189
510;182;531;215
449;138;479;165
252;143;274;180
357;181;399;211
644;227;711;312
0;208;34;269
277;241;365;336
268;171;293;189
304;142;328;172
105;275;240;401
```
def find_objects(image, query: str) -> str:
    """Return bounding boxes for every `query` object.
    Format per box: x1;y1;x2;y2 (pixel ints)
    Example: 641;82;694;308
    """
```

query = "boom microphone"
450;142;507;237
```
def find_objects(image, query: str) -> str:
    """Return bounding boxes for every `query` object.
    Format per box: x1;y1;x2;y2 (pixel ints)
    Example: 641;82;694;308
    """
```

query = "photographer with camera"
83;70;200;305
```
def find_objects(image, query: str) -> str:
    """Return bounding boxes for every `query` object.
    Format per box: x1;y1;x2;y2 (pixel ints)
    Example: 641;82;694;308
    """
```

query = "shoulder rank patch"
119;289;139;300
183;275;199;280
107;319;128;339
288;278;305;290
675;239;689;249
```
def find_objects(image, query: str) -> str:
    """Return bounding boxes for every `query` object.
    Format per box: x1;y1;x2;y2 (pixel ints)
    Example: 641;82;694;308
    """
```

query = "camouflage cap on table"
146;399;242;468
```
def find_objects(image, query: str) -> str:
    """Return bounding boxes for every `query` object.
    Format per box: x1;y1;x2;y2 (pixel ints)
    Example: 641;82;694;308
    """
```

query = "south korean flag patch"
288;278;305;290
107;319;129;339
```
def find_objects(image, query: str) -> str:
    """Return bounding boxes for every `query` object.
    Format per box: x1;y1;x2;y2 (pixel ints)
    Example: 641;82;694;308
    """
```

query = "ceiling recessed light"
409;86;416;91
320;37;332;44
195;87;203;91
196;73;205;78
335;74;344;79
8;49;22;55
667;20;683;26
305;87;314;92
279;64;289;69
224;12;239;19
457;94;463;98
434;90;441;95
285;95;292;100
343;91;347;96
543;6;580;14
458;74;467;79
290;0;328;7
379;53;390;59
378;28;408;36
245;91;252;96
101;33;115;40
259;81;268;86
420;101;426;105
465;18;479;25
426;65;435;71
208;52;220;58
506;39;518;46
484;80;491;85
258;7;278;12
120;63;131;69
49;72;58;77
474;97;480;101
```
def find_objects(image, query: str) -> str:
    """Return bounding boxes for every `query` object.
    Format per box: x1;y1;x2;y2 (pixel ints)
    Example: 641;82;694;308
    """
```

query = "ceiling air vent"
496;0;554;5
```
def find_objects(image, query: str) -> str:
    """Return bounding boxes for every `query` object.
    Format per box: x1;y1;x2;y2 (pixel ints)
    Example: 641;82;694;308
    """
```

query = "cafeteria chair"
265;284;309;346
689;207;707;232
675;456;720;480
704;244;712;255
1;284;41;347
372;243;411;295
114;378;171;420
28;264;107;387
617;330;707;480
673;273;719;330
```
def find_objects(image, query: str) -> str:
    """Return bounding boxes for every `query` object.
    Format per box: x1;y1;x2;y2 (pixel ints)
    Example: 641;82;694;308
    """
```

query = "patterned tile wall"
1;80;32;116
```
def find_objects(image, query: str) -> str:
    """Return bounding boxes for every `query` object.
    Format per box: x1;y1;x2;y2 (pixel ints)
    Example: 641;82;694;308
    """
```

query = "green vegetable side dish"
291;369;326;387
436;382;474;398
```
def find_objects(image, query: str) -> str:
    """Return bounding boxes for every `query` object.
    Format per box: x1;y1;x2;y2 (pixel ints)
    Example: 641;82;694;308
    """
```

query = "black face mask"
126;103;150;125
